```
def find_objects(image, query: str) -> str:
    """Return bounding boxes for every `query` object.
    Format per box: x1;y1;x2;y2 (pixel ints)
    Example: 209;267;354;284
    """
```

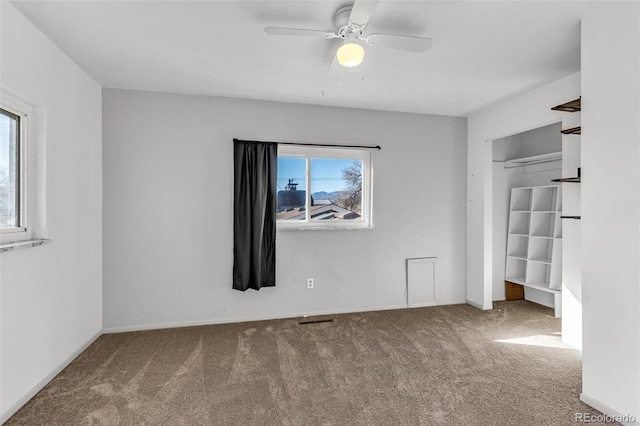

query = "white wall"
0;2;102;422
580;2;640;420
560;104;582;349
467;71;580;310
101;89;467;331
491;163;523;301
520;123;563;158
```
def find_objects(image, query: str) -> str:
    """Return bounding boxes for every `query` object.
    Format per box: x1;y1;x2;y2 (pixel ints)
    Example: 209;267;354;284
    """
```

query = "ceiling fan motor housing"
334;6;365;40
334;6;352;30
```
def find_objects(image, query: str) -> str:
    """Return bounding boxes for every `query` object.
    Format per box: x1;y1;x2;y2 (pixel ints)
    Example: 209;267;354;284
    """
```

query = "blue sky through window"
0;112;12;171
277;157;357;193
0;109;18;228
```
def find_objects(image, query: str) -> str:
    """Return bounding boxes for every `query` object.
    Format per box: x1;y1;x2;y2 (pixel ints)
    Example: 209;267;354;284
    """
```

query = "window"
276;146;372;229
0;92;34;244
0;108;20;229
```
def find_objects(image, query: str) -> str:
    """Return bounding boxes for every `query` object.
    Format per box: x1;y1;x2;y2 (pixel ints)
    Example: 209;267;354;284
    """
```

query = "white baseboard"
408;302;438;308
580;393;639;425
437;298;468;306
102;304;409;333
466;299;492;310
102;300;468;334
1;330;102;425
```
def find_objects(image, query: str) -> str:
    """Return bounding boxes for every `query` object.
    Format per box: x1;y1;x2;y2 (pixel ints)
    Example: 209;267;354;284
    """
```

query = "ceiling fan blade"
326;39;343;74
264;26;337;39
349;0;380;27
365;33;433;53
327;55;340;75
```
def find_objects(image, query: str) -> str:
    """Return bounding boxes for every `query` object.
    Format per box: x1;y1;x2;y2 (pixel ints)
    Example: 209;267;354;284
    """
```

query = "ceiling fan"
264;0;432;69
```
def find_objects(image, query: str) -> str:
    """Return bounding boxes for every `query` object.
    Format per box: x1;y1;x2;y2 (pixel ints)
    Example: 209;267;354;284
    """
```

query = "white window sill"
277;225;375;231
0;239;51;253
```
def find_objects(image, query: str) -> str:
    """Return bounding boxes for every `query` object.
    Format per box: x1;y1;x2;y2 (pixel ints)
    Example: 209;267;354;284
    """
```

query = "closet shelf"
529;257;552;265
508;255;528;261
551;97;581;112
506;277;527;286
525;282;562;294
561;126;581;135
504;151;562;168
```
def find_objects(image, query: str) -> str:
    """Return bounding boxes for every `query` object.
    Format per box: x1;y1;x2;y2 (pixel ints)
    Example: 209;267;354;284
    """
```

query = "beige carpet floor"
6;301;607;425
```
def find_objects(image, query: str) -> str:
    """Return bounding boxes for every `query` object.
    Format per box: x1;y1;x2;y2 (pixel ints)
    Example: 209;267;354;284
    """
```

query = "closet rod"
501;158;562;169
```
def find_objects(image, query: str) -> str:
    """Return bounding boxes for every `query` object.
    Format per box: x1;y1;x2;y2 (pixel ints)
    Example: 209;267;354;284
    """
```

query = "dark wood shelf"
552;167;581;183
561;126;581;135
552;97;581;112
552;176;581;183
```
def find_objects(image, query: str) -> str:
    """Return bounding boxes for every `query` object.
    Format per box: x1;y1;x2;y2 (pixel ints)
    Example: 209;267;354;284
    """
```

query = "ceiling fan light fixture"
336;42;365;67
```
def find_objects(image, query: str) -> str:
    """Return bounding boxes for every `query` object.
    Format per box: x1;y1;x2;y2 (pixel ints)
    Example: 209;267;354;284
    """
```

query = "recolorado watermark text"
575;412;637;423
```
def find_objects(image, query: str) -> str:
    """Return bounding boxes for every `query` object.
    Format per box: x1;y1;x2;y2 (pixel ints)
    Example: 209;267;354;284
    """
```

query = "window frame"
0;92;34;244
276;145;373;230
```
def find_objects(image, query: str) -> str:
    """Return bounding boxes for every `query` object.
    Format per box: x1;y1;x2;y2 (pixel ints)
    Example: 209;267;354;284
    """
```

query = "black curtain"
233;139;277;291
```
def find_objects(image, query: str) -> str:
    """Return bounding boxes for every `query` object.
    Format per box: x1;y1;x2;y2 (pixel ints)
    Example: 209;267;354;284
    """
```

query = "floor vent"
298;318;335;325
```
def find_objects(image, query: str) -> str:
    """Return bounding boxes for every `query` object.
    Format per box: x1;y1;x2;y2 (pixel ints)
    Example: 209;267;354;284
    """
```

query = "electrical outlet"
307;278;314;289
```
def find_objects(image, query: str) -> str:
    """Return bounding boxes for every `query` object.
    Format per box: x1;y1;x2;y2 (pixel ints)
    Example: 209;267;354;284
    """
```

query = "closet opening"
492;122;563;315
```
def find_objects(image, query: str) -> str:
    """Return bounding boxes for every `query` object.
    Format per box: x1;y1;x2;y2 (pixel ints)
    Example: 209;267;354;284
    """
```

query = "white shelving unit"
505;185;562;317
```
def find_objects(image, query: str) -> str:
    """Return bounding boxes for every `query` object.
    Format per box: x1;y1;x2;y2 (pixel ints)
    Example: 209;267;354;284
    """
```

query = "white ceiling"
11;0;583;116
